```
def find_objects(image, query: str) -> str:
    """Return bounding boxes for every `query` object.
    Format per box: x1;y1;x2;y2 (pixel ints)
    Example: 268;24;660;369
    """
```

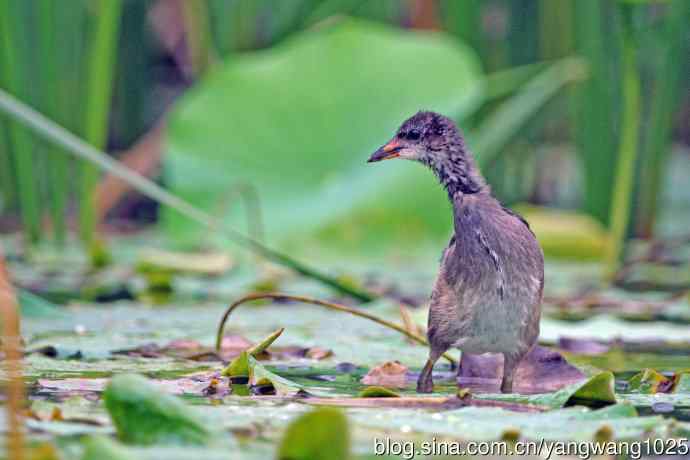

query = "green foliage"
79;0;123;246
0;0;41;242
635;0;690;236
473;57;587;169
606;3;642;277
573;0;619;226
164;19;580;254
222;350;250;378
0;0;122;247
164;18;483;250
103;374;214;446
277;408;350;460
567;371;617;406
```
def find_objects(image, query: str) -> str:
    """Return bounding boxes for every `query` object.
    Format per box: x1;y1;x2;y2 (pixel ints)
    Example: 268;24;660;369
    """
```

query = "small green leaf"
628;369;671;394
247;327;284;356
278;408;350;460
222;327;284;379
103;374;214;446
250;356;305;396
567;372;617;407
358;386;400;398
221;351;250;378
484;371;617;408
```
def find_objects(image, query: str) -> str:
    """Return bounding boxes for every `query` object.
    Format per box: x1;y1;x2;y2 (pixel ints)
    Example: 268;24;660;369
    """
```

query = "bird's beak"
368;140;402;163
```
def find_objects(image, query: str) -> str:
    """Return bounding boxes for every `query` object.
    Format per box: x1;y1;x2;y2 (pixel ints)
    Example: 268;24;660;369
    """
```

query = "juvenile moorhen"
368;111;544;393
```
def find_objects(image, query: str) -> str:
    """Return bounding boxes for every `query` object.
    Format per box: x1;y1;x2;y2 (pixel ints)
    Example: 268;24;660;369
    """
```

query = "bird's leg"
500;353;521;393
417;349;443;393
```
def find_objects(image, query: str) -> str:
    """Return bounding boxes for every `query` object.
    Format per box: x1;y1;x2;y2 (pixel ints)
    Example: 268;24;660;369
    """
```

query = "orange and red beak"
368;139;402;163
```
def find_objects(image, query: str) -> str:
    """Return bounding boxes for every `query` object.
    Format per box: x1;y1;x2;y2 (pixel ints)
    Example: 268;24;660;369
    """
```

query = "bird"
367;111;544;394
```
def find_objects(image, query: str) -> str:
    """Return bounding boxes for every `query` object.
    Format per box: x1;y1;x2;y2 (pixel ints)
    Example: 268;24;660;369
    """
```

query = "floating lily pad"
103;374;215;446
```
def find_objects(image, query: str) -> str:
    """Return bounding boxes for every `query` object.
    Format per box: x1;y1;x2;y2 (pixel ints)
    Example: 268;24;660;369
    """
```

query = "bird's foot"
500;379;513;394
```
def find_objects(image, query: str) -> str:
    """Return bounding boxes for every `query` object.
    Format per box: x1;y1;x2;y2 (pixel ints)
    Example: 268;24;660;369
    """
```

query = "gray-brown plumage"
368;111;544;394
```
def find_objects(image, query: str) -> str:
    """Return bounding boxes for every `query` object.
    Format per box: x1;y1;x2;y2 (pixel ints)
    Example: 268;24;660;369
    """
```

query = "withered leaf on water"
360;361;408;388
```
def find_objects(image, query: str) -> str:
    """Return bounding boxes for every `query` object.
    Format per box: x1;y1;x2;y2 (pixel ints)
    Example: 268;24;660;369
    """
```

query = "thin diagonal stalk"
0;1;40;243
215;293;457;365
0;88;376;302
79;0;122;245
0;248;25;460
606;5;641;278
483;60;550;101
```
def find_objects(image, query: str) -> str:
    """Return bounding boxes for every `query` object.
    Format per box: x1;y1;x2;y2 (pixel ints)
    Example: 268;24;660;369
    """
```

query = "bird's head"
368;111;485;196
367;111;461;164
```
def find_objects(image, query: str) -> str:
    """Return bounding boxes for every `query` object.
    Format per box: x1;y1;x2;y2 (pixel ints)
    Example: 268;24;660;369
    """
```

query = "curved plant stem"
0;88;376;302
215;293;457;365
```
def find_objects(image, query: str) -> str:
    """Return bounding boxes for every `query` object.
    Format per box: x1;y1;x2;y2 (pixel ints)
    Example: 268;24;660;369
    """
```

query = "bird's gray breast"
443;198;543;353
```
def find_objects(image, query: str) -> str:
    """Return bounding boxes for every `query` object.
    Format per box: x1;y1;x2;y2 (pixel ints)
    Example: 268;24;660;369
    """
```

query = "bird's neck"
424;147;487;200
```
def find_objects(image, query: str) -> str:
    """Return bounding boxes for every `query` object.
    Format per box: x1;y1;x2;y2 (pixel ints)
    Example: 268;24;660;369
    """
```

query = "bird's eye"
407;130;421;140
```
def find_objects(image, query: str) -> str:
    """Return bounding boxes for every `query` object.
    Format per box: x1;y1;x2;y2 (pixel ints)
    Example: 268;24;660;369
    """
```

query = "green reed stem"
636;0;689;237
0;1;41;243
574;0;618;226
606;5;640;278
38;0;69;244
79;0;122;245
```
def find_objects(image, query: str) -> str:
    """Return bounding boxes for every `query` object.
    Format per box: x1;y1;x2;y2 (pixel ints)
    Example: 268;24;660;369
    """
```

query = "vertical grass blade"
37;0;69;244
181;0;217;76
79;0;123;245
574;0;619;226
635;0;689;237
539;0;572;60
606;4;641;277
0;1;41;243
441;0;481;51
0;122;15;211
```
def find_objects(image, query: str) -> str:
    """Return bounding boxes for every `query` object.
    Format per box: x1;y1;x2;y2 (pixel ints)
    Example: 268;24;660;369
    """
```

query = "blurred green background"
1;0;689;273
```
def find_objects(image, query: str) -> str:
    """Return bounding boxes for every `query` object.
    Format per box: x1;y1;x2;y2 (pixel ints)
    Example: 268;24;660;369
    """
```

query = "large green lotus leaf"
163;18;483;252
